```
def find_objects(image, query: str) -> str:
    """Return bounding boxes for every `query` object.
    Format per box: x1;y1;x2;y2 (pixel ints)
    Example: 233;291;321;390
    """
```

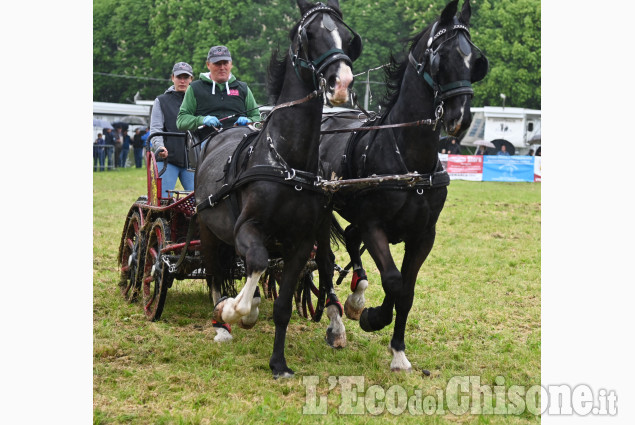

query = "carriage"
114;0;487;377
116;130;329;322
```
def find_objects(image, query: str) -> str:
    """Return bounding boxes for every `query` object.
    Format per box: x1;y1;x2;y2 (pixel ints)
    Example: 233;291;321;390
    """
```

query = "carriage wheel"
119;212;144;302
141;218;174;321
261;264;322;321
260;267;279;300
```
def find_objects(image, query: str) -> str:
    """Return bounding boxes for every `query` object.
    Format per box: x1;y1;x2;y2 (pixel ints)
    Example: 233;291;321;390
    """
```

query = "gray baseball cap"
172;62;193;76
207;46;232;63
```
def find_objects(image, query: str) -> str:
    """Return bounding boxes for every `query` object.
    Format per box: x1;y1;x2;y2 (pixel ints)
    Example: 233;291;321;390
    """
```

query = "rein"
320;99;444;135
258;85;325;129
320;113;442;135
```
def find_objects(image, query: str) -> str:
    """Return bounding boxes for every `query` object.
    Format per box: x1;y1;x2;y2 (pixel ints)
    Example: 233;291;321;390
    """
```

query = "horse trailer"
460;106;541;155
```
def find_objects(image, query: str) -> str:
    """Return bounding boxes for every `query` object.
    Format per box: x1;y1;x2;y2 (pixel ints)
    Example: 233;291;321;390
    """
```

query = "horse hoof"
213;326;233;343
390;366;413;373
325;328;347;349
389;346;412;372
344;296;362;321
359;308;373;332
239;318;257;329
272;368;295;379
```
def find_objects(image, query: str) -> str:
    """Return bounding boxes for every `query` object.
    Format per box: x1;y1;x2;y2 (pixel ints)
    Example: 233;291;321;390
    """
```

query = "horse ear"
459;0;472;25
326;0;341;10
297;0;313;15
439;0;459;25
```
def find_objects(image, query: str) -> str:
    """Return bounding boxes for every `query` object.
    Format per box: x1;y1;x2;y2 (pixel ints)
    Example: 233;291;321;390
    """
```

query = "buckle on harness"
285;168;296;181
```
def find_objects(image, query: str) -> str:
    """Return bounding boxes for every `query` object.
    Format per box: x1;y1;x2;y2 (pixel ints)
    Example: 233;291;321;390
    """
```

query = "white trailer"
460;106;541;155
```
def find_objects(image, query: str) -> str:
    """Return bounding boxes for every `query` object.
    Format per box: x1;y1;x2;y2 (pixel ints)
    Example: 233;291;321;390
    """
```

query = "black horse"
194;0;360;378
319;0;487;371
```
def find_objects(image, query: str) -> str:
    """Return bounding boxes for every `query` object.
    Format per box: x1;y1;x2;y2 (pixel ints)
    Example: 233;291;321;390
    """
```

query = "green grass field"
93;167;540;424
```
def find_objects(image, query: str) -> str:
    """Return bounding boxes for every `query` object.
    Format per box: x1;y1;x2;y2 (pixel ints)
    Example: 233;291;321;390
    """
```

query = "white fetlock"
239;295;261;329
389;346;412;372
220;297;242;324
214;327;233;343
325;304;347;348
344;279;368;320
234;272;261;317
219;272;262;323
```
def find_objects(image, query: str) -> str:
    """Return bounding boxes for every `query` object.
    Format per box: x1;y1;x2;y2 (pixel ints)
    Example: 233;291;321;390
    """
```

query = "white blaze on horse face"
323;21;353;105
457;45;472;71
330;63;353;105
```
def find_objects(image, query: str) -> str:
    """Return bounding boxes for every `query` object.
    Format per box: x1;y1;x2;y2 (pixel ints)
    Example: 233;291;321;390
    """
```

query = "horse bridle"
289;3;362;89
408;17;488;105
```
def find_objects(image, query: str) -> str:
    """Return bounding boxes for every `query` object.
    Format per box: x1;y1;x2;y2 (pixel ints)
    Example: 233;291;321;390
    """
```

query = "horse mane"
267;22;302;104
267;49;287;105
379;24;433;110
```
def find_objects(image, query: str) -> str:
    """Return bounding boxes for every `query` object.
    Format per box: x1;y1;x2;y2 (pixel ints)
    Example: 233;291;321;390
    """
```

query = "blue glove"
203;116;221;127
235;116;251;126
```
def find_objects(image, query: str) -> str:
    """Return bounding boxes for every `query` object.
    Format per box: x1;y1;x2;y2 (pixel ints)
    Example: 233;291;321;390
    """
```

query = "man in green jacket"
177;45;260;134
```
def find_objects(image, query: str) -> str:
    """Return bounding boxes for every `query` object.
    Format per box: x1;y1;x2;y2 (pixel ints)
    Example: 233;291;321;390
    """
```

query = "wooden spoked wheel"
264;267;323;322
119;212;144;302
141;218;174;321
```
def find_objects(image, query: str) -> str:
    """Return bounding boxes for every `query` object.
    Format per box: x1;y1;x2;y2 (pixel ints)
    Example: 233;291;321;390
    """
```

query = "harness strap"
321;169;450;194
409;52;473;102
196;166;324;213
320;115;439;135
261;89;323;129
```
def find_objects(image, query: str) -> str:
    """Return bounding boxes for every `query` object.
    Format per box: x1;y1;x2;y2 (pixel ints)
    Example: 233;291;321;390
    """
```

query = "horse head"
409;0;488;136
292;0;362;105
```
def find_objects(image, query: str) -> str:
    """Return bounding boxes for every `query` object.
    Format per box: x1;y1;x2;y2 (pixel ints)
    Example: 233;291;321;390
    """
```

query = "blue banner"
482;156;535;182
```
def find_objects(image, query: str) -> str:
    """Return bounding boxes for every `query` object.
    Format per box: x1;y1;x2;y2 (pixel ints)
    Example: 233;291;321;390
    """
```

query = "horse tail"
330;213;346;248
218;243;240;298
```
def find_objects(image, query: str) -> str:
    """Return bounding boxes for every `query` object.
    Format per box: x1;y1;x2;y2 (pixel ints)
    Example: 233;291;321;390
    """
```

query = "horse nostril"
327;75;337;90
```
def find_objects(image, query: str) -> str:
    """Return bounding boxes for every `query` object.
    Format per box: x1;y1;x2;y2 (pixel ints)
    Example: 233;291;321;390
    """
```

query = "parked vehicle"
460;106;541;155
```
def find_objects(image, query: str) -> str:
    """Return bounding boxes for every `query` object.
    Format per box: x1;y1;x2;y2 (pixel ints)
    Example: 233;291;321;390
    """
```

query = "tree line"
93;0;540;110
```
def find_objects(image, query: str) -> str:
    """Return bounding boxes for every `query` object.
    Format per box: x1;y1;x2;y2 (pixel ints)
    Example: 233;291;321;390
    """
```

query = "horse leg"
270;240;315;379
325;289;346;348
358;226;401;332
316;219;346;348
213;223;267;325
389;231;436;372
342;225;369;320
238;286;261;329
199;222;233;342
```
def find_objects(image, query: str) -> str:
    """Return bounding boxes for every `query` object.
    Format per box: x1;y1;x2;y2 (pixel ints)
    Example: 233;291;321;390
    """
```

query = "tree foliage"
94;0;540;109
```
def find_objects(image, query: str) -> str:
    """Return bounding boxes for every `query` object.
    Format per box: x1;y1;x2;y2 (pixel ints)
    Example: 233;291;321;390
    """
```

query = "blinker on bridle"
408;17;488;105
289;3;362;90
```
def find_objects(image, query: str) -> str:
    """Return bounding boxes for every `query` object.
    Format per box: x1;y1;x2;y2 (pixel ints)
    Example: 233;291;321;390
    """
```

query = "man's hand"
158;147;168;159
203;116;221;127
235;117;251;126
